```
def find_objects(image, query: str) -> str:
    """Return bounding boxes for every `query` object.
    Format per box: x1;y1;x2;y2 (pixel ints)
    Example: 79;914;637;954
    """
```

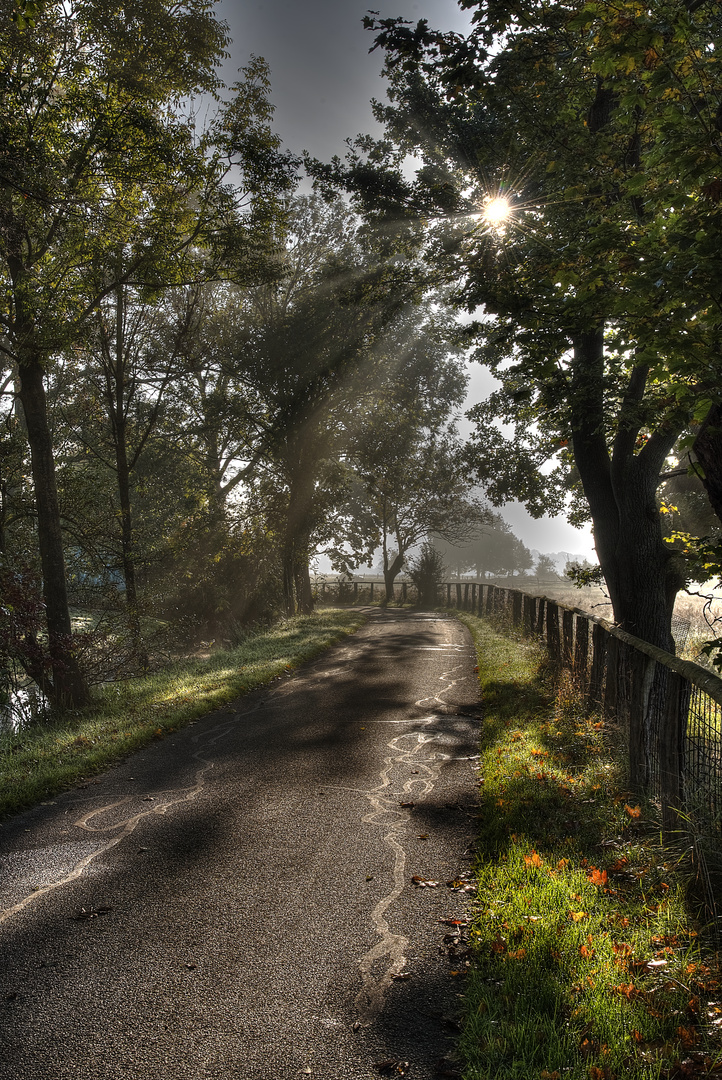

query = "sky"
216;0;597;563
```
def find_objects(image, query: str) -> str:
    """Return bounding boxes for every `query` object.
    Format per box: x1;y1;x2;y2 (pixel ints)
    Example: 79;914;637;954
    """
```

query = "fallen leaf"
490;935;506;954
72;905;113;920
392;971;412;981
570;911;587;922
625;804;642;819
587;867;608;887
376;1060;409;1076
524;851;544;869
400;802;415;808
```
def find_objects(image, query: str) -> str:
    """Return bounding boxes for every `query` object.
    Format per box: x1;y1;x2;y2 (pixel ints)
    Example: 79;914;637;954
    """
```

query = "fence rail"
315;576;722;845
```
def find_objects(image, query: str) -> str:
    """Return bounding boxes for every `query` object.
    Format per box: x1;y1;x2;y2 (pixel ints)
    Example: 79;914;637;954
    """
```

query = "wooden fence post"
486;585;494;616
628;650;656;790
562;608;574;669
471;583;477;613
523;595;535;637
535;597;546;636
588;623;606;707
456;583;462;608
574;615;589;689
446;583;451;606
603;635;619;721
512;590;523;629
354;582;358;602
369;582;374;601
463;583;470;610
658;670;688;837
402;582;407;603
546;600;561;666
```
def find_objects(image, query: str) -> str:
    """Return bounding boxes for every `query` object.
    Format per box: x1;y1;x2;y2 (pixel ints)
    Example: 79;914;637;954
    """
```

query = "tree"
316;0;722;651
432;512;534;579
535;553;561;581
353;429;482;601
0;1;229;703
407;541;446;607
232;196;428;615
0;7;292;701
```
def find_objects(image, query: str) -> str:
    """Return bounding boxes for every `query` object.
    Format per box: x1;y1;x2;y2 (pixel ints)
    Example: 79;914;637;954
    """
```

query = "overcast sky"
216;0;597;562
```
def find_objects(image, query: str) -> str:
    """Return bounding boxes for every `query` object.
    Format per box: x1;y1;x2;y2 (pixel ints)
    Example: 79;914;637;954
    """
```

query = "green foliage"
319;0;722;647
458;613;721;1080
406;541;446;607
432;511;534;579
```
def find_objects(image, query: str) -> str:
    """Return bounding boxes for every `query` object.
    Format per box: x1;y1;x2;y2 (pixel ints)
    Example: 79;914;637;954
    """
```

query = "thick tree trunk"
294;560;314;615
18;356;89;707
693;402;722;527
570;331;681;652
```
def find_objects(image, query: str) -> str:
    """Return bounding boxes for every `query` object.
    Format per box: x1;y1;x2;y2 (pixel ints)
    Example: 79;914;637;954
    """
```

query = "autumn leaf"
624;804;641;818
587;867;608;887
524;851;543;869
490;935;506;953
580;944;595;959
570;911;587;922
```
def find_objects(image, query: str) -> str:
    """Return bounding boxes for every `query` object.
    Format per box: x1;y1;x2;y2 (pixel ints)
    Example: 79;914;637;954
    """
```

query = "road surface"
0;609;481;1079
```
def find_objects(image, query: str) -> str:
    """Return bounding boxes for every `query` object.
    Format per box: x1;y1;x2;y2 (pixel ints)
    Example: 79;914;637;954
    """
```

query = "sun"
482;196;511;227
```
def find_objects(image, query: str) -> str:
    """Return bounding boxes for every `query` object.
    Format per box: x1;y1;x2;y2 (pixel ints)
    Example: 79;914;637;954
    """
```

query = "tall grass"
0;609;365;820
455;612;722;1080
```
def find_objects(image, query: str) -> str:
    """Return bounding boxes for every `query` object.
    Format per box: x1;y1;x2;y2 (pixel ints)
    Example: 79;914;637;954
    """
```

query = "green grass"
454;612;722;1080
0;609;365;820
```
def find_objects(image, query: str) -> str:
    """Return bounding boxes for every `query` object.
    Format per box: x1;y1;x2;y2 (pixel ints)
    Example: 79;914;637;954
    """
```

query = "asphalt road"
0;609;481;1080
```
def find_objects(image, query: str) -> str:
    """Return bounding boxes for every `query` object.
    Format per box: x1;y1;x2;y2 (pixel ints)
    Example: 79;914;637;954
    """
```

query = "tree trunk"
282;461;316;616
18;356;89;707
570;331;681;652
281;543;296;616
294;560;314;615
693;402;722;527
115;425;138;608
383;551;405;602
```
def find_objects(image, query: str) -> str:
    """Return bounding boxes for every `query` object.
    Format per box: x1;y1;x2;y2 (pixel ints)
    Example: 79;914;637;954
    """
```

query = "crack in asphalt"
354;646;470;1025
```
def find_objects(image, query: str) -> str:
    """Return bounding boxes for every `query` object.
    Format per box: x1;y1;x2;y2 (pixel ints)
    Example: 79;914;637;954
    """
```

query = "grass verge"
0;609;365;821
455;612;721;1080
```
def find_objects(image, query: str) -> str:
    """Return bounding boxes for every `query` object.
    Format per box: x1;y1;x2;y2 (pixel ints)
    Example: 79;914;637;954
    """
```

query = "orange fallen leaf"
625;804;641;818
570;911;587;922
524;851;543;869
580;944;595;959
490;935;506;954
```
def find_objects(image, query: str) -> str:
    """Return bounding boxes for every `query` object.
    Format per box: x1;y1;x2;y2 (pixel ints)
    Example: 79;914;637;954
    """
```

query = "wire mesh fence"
442;581;722;844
